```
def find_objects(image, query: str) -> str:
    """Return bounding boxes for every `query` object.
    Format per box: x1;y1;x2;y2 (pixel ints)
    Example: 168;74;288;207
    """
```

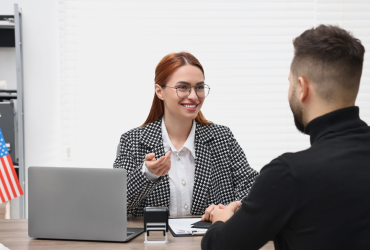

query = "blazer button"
184;204;188;210
181;180;186;186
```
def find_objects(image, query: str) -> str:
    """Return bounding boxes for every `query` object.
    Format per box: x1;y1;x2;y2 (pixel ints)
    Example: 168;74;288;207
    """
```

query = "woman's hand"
211;201;241;224
201;203;226;221
145;151;172;176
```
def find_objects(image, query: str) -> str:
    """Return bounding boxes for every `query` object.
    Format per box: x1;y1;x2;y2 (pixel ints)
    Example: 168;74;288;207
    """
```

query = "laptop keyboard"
127;232;134;236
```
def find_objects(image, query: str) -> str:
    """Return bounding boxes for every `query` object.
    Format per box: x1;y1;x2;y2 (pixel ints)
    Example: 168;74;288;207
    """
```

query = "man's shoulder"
278;149;311;165
261;149;313;176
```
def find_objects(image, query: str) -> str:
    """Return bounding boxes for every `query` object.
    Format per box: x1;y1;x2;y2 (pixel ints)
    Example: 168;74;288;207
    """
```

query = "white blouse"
142;117;196;216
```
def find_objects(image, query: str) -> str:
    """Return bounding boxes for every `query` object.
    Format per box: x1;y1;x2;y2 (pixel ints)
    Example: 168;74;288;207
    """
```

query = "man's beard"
289;91;305;134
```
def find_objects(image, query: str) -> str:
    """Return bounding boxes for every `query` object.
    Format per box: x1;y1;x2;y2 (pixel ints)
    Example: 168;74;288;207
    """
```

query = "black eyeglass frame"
161;84;210;99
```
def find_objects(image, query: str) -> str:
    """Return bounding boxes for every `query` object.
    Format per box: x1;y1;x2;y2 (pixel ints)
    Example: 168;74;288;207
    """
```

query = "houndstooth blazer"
113;117;258;217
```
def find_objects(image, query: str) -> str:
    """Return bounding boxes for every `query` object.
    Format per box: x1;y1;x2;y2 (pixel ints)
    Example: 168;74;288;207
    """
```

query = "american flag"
0;128;23;204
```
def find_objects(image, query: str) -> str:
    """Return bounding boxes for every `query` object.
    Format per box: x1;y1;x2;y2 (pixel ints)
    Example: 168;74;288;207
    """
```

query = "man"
201;25;370;250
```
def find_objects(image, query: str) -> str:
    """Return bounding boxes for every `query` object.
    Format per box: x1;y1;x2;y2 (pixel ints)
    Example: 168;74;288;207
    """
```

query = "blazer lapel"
140;117;167;161
140;117;170;207
140;118;163;150
191;122;214;215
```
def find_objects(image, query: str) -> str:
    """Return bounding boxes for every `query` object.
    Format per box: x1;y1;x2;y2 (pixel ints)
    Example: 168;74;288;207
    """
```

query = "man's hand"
210;201;241;224
145;151;171;176
201;203;226;221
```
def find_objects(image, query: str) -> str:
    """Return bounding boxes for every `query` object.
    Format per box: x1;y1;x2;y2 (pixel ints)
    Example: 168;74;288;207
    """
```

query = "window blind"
59;0;370;171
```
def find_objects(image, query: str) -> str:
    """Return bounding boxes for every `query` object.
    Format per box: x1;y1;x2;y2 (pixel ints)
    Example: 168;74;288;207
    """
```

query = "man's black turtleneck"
202;106;370;250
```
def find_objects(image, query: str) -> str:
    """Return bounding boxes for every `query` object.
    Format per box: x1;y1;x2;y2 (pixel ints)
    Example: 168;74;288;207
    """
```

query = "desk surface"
0;218;274;250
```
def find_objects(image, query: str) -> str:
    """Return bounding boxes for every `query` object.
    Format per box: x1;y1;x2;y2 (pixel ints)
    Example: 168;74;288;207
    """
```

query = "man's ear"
297;76;309;103
155;84;164;100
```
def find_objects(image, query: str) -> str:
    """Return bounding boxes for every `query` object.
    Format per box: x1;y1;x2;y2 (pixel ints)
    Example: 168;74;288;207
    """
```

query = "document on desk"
0;243;10;250
168;218;209;237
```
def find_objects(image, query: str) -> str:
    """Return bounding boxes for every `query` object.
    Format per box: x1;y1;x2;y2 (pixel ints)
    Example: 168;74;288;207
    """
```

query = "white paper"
169;218;208;235
0;243;10;250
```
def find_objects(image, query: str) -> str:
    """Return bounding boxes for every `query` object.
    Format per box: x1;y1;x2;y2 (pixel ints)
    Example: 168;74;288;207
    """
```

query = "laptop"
28;167;144;242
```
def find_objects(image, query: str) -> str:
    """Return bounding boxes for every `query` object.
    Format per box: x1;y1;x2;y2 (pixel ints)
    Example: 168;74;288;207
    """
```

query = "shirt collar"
304;106;368;145
161;117;196;158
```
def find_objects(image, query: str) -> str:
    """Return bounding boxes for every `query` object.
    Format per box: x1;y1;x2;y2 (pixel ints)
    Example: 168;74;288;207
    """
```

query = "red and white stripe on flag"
0;127;24;203
0;154;24;203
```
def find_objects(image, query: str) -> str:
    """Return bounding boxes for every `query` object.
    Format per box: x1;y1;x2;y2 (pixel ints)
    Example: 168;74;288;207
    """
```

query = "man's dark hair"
291;25;365;103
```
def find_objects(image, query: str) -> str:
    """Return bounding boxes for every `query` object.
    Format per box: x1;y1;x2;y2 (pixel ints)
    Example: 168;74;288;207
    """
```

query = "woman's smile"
181;103;199;111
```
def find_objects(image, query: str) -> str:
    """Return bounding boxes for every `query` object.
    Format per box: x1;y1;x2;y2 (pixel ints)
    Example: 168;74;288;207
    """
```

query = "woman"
114;52;258;217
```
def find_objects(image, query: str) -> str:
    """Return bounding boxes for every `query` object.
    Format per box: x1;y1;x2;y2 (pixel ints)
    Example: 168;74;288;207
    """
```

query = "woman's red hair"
141;52;213;127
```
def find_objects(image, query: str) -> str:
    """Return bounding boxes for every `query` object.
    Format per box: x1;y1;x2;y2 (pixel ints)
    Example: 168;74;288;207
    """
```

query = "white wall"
58;1;370;174
0;0;60;218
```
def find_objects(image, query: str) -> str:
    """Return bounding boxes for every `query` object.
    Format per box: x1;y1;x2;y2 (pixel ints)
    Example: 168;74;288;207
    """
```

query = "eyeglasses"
162;84;210;99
